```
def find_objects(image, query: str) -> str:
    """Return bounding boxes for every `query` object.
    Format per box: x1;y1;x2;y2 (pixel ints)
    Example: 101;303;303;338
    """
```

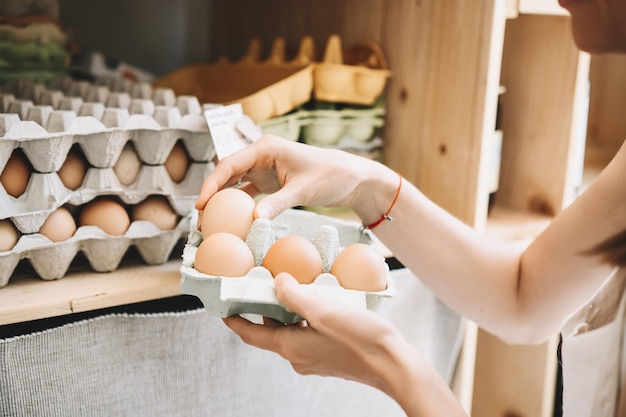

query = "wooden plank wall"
209;0;503;228
586;54;626;161
496;15;590;216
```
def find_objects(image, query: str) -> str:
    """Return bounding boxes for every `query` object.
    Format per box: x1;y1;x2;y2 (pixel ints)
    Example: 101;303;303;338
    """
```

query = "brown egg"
0;149;31;197
131;195;179;230
0;219;19;251
262;235;323;284
164;141;190;183
330;243;388;292
39;207;77;242
58;146;88;190
113;143;142;186
194;232;254;277
79;197;130;236
200;188;256;240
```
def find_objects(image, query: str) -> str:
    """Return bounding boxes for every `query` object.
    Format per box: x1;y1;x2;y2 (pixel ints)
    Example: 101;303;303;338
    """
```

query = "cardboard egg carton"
154;35;391;123
0;80;215;170
0;78;217;232
313;35;391;106
0;114;215;234
0;76;217;286
259;104;385;147
0;159;214;235
154;36;315;123
0;215;190;288
180;208;396;324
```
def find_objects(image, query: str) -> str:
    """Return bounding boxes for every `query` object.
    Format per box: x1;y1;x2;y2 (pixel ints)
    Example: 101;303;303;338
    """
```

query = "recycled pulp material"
258;105;385;153
0;216;190;288
313;35;391;106
181;208;396;324
0;80;216;234
0;77;216;287
155;35;391;122
154;37;315;123
0;80;214;169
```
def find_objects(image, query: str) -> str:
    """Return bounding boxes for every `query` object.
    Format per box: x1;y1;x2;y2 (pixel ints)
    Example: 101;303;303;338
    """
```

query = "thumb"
274;273;324;320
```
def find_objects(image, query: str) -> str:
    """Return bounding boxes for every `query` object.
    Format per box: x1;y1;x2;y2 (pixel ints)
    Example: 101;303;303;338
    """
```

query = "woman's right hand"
195;134;399;225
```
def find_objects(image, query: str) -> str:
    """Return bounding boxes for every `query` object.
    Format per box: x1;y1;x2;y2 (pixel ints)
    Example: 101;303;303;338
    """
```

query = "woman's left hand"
223;273;468;416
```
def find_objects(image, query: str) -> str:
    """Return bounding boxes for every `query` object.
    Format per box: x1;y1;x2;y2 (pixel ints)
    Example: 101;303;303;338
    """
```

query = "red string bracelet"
363;172;403;230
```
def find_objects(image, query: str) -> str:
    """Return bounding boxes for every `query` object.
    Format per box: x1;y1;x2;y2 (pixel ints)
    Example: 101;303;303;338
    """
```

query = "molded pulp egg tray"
181;208;396;324
154;35;391;123
258;104;385;156
0;76;216;287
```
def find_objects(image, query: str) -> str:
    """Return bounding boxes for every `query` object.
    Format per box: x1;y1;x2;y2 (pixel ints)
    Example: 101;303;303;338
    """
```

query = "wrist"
383;340;468;416
351;163;401;227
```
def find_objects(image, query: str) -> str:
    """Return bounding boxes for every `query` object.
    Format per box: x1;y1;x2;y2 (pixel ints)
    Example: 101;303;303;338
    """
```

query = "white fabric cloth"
0;268;464;417
561;267;626;417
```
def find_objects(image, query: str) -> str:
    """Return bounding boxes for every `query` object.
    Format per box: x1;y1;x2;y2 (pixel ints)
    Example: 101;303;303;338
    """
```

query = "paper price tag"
204;103;251;160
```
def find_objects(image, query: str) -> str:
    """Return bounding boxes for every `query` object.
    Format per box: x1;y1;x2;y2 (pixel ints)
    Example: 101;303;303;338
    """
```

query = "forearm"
347;163;523;338
351;157;621;343
382;337;468;417
367;178;526;340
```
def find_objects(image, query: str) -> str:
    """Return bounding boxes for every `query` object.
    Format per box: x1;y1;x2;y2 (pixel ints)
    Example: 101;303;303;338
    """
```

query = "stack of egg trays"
0;76;216;287
258;104;385;155
181;208;396;324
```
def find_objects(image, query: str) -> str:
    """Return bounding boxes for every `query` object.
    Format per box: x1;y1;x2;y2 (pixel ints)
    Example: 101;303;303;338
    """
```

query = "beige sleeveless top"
561;267;626;416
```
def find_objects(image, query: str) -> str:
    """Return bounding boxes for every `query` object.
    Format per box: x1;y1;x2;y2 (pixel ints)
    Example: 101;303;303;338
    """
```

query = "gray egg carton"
180;208;396;324
0;76;217;287
0;215;190;288
0;77;217;234
0;79;215;171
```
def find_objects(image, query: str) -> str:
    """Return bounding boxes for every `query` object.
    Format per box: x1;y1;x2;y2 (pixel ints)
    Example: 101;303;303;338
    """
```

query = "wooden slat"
473;332;560;417
0;260;181;325
496;15;590;215
587;54;626;153
381;0;506;229
506;0;520;19
518;0;568;16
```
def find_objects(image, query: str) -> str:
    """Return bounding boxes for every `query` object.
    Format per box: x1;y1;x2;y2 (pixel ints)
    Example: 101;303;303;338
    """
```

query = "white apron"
561;267;626;417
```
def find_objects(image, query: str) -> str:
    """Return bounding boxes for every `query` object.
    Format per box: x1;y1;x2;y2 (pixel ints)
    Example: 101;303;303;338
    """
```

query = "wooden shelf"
0;259;182;326
517;0;568;16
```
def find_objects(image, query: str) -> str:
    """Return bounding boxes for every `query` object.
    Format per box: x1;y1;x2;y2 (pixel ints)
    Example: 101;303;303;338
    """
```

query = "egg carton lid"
0;215;189;288
181;208;396;324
